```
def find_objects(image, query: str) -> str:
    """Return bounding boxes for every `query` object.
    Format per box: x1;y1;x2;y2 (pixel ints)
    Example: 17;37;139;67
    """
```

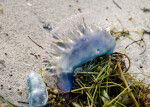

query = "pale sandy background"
0;0;150;106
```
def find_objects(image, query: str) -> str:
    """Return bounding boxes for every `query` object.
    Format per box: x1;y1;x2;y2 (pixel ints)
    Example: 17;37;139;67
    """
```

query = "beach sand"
0;0;150;106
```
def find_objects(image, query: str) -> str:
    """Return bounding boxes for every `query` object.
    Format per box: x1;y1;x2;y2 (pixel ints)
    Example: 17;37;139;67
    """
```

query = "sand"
0;0;150;106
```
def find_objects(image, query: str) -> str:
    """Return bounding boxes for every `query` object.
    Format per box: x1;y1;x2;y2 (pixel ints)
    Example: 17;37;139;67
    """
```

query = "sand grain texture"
0;0;150;106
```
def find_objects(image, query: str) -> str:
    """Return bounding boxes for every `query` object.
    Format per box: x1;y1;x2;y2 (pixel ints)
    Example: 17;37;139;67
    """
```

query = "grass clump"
46;30;150;107
46;53;150;107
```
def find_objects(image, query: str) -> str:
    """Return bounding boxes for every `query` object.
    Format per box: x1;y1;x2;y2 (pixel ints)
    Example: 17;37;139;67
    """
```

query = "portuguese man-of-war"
27;71;48;107
42;13;116;92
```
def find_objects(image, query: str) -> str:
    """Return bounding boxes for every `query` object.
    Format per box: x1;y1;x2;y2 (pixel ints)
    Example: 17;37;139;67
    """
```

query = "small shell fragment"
0;9;3;12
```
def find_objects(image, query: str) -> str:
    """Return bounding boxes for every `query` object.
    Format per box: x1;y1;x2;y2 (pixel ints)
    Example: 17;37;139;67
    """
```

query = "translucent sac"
57;30;116;91
27;71;48;107
42;13;116;92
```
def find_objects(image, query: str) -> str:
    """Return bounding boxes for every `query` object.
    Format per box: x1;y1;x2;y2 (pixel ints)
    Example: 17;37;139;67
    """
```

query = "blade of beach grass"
0;95;19;107
100;89;110;104
75;79;92;103
102;83;133;107
116;36;128;44
96;64;108;80
117;62;139;107
91;85;98;106
70;83;125;93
